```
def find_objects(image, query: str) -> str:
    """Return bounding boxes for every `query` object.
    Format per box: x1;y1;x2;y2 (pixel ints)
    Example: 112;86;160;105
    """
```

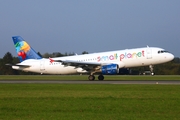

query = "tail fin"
12;36;42;62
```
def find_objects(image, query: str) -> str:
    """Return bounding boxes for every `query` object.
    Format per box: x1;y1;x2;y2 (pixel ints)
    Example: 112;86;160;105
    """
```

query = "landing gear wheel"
88;75;95;81
98;74;104;80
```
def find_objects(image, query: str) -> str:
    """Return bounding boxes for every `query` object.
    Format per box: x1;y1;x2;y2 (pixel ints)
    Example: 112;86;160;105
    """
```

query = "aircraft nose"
168;53;174;61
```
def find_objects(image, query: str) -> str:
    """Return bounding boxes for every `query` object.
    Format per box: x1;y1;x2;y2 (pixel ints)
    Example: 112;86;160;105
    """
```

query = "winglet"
49;58;55;63
49;58;63;63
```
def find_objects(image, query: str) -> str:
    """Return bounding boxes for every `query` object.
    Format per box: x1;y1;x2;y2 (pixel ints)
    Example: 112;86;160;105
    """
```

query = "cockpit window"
158;50;169;54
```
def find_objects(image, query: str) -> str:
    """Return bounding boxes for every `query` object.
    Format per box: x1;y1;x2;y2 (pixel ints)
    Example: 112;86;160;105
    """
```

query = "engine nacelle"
101;64;119;75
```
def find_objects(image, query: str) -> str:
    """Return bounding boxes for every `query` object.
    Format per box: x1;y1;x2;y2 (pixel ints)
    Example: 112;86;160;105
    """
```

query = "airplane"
7;36;174;80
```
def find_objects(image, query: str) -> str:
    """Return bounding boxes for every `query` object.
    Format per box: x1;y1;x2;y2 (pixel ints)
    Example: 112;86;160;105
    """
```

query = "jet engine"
101;64;119;75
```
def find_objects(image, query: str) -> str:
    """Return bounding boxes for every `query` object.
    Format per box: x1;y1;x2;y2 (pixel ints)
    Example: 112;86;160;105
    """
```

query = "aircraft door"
147;48;152;59
40;61;45;71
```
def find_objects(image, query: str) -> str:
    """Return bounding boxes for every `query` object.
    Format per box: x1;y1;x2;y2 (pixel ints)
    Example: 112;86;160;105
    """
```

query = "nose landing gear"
149;65;154;76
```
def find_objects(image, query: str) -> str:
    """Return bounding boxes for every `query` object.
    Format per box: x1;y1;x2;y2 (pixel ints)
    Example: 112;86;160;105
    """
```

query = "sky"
0;0;180;58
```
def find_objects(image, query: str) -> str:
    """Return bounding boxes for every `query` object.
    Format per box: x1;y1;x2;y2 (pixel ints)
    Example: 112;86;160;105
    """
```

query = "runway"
0;80;180;84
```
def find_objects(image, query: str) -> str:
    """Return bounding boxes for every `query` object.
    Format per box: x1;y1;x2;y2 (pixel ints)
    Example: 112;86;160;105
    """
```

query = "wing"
50;58;125;74
51;59;110;71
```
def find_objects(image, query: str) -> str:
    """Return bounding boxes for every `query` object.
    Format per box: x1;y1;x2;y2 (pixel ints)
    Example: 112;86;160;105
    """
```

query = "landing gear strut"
149;65;154;76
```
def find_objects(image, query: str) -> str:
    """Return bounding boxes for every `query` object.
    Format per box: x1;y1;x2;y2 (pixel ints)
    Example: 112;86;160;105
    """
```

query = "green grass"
0;84;180;120
0;75;180;80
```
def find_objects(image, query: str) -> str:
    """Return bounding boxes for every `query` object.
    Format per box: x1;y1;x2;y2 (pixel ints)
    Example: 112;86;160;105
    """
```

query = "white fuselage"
12;47;174;74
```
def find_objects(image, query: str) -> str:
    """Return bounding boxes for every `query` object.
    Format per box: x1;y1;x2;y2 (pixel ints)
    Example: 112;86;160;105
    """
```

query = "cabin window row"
77;58;97;62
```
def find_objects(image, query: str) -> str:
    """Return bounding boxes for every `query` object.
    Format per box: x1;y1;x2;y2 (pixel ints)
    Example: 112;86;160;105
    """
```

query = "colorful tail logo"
12;36;42;62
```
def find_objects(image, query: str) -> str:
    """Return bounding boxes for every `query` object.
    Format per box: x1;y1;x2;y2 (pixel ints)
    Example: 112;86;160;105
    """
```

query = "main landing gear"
88;75;95;81
88;74;104;81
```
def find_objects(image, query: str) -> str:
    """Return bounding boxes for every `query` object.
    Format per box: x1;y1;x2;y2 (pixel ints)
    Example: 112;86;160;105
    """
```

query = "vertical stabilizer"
12;36;42;62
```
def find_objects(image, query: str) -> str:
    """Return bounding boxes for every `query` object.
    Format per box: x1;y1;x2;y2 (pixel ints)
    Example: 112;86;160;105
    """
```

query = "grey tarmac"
0;80;180;84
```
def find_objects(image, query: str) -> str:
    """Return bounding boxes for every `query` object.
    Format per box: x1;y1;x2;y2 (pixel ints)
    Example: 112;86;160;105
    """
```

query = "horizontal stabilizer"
6;63;31;67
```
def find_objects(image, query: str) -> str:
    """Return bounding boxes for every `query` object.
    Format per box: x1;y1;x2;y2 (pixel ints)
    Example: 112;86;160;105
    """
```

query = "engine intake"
101;64;119;75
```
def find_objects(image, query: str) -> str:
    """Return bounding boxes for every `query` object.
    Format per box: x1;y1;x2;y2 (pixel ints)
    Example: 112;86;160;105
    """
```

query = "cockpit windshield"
158;50;169;54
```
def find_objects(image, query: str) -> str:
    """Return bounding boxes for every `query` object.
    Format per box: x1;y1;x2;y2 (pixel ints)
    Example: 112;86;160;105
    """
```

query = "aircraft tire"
88;75;95;81
98;74;104;80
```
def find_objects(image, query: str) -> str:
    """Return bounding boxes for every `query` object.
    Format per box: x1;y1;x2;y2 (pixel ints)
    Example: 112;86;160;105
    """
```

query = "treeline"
0;52;180;75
